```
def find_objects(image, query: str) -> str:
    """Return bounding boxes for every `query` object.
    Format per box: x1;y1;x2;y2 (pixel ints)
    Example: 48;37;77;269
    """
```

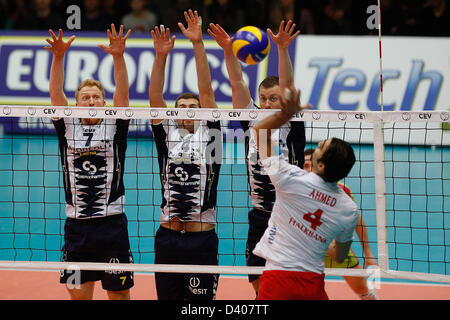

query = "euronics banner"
0;31;448;137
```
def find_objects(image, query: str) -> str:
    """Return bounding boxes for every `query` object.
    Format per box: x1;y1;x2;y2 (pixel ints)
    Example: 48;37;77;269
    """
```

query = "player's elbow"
335;240;352;264
335;254;347;265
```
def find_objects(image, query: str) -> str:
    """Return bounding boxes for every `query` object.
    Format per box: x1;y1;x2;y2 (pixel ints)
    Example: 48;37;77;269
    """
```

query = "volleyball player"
148;10;222;300
45;25;134;300
252;86;359;300
304;149;379;300
208;20;310;297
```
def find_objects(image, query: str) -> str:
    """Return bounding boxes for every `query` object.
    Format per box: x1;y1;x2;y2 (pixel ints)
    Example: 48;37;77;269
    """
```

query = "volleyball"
232;26;270;65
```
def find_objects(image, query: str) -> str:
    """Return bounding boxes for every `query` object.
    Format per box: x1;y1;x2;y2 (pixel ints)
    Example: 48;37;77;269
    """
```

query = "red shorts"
257;270;328;300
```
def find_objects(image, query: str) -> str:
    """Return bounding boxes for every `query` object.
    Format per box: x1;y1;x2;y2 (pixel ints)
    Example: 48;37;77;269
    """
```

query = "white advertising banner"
294;36;449;112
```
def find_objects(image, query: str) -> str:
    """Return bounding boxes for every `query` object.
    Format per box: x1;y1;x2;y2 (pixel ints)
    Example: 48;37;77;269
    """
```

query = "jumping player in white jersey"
253;86;359;300
304;149;379;300
45;25;134;300
209;20;311;297
148;10;222;300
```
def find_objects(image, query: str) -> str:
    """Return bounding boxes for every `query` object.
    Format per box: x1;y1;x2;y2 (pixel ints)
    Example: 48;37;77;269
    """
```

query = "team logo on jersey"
174;167;189;182
73;152;107;217
167;162;200;219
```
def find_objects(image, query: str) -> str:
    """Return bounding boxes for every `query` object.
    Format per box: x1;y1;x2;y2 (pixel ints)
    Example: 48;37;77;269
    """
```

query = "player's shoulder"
337;182;355;200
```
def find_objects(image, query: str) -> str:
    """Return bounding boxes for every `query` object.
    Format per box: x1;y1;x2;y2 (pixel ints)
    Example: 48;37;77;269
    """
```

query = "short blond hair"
75;79;105;101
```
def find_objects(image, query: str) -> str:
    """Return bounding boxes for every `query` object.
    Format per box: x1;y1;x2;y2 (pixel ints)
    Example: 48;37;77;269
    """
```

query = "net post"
373;117;389;271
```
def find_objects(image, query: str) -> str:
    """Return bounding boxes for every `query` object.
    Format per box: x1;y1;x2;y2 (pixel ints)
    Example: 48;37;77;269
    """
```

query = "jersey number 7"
303;209;323;230
84;132;93;147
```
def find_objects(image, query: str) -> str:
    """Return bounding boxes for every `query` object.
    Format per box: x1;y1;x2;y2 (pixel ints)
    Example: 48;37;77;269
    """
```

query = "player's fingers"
67;35;76;46
49;29;56;40
279;20;285;33
288;22;296;35
123;29;131;40
208;23;218;36
207;28;215;38
290;30;301;40
285;20;293;31
164;27;171;38
184;11;192;25
110;24;117;38
191;9;197;22
159;24;166;38
154;25;161;38
118;24;124;38
178;22;186;33
267;28;276;41
193;10;201;25
98;44;110;53
214;23;227;36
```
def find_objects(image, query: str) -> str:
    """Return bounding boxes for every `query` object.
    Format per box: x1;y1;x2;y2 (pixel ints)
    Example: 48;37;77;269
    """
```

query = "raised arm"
99;24;131;108
254;86;309;159
355;213;378;268
45;29;75;107
267;20;300;96
208;23;252;109
148;25;175;123
179;10;217;109
149;26;175;108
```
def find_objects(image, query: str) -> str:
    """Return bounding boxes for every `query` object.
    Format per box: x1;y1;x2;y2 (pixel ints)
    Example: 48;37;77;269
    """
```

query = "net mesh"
0;106;449;283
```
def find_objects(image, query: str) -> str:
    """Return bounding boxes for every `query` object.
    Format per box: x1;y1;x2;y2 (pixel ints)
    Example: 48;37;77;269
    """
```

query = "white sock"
359;288;379;300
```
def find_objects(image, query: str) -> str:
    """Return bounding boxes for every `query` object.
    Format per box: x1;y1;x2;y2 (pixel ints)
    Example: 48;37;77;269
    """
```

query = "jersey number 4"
303;209;323;230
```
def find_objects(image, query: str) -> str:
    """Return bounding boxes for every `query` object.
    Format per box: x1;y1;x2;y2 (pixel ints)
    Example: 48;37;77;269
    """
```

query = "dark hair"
319;138;355;182
175;93;200;107
304;148;314;156
258;76;279;91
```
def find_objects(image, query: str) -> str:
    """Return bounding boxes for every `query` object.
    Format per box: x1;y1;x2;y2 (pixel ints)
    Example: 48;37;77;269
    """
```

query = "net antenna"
373;0;389;271
377;0;383;112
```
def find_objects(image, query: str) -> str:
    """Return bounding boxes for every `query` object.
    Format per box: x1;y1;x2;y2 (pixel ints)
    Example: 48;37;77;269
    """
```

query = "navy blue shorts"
154;226;219;300
60;214;134;291
246;208;270;282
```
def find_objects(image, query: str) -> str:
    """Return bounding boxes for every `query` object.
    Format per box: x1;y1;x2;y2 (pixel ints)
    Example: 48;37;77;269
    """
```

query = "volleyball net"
0;106;448;284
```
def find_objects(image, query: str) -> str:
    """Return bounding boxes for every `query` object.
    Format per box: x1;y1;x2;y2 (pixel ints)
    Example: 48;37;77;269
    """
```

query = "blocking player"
45;25;134;300
208;20;310;297
253;86;359;300
148;10;222;300
304;148;379;300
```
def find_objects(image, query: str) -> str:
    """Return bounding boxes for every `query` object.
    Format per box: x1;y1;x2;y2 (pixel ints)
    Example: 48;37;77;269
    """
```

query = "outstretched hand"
280;86;312;117
267;20;300;49
44;29;75;57
178;9;202;42
207;23;233;50
151;25;176;56
98;24;131;57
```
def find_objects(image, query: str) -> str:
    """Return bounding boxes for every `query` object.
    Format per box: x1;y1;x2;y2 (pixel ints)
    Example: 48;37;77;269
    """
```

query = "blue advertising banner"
0;30;282;136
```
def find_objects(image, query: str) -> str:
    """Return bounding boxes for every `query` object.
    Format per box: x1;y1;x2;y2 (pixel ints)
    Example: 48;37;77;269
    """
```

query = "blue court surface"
0;132;448;279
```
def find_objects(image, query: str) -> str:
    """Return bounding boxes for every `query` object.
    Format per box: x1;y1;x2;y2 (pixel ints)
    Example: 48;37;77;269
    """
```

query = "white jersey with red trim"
253;155;358;274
